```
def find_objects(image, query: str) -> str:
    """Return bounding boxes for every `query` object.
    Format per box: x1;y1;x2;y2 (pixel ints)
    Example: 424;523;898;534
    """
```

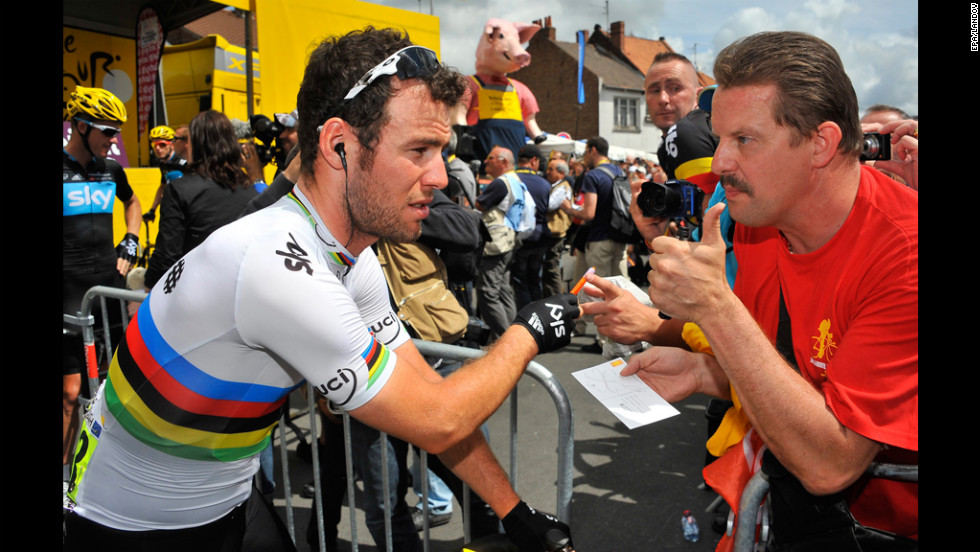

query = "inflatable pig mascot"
457;18;546;164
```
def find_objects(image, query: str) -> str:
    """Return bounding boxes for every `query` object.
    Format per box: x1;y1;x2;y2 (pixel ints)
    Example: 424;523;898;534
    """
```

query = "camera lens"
638;181;680;218
860;132;890;161
862;135;882;158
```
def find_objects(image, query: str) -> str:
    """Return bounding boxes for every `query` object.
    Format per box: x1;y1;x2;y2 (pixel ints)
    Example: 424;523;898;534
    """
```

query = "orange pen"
570;267;596;295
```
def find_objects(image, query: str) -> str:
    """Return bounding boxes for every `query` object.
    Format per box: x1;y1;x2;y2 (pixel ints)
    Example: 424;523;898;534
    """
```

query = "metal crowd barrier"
730;462;919;552
66;286;575;552
63;285;146;399
290;339;575;552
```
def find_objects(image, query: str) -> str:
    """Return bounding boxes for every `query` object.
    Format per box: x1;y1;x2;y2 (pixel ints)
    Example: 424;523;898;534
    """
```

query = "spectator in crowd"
648;52;719;207
143;110;259;289
172;124;190;158
542;157;574;296
580;52;724;352
272;110;300;179
510;144;552;308
872;117;918;191
576;137;630;277
621;30;918;545
474;146;521;338
570;136;631;353
62;86;142;474
860;104;909;127
860;105;916;188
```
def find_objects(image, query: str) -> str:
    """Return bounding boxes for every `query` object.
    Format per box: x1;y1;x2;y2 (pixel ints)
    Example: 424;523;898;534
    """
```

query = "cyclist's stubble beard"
344;155;423;245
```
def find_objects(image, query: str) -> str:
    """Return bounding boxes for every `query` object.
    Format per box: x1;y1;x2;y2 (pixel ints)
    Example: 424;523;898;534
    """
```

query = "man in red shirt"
617;31;917;545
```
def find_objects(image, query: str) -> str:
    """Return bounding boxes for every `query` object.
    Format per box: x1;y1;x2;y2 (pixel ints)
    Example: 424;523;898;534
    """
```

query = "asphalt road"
272;329;727;552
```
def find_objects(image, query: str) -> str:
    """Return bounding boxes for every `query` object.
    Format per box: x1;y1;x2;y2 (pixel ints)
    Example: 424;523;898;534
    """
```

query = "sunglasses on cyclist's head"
317;45;442;132
77;118;122;138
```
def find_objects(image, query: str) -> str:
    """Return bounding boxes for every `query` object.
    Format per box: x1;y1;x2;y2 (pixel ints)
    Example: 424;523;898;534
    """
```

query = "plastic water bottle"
682;510;700;543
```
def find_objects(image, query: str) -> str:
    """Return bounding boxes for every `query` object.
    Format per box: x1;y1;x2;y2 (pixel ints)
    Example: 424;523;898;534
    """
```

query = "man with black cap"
510;143;552;308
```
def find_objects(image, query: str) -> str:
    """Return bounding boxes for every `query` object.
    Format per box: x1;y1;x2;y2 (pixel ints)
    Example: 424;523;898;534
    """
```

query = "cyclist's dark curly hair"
296;26;466;175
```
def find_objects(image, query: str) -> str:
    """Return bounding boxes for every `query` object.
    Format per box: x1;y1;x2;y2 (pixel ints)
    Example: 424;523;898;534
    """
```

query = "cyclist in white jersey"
65;28;580;552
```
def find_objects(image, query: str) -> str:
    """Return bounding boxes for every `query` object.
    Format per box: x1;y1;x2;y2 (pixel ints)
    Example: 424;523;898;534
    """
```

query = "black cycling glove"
501;500;574;552
142;208;156;222
512;293;579;354
116;232;139;265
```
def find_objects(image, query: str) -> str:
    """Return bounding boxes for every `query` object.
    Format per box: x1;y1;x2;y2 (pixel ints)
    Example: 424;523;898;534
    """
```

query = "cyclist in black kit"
62;86;142;471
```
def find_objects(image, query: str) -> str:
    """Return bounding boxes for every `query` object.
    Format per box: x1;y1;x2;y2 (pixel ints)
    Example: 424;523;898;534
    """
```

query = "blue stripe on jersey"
136;300;300;403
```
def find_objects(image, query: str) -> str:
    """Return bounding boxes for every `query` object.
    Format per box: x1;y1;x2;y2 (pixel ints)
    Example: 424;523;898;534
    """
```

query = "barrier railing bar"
278;410;297;544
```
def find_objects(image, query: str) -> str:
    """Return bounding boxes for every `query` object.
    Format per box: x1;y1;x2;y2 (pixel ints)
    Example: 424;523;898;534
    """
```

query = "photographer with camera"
248;110;298;176
860;108;918;191
577;53;721;350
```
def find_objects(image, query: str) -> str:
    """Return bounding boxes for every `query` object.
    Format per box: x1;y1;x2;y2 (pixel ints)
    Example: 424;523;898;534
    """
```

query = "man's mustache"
721;174;752;195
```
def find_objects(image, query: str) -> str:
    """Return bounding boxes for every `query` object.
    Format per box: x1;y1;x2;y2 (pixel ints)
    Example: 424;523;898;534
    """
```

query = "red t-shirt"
733;166;918;537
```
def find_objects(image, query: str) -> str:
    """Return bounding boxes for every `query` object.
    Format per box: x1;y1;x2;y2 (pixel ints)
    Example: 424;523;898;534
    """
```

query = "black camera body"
249;114;286;165
636;179;704;220
859;132;891;162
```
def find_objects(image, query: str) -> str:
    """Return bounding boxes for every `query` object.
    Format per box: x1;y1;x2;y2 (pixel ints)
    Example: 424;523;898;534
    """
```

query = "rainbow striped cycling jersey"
67;186;408;531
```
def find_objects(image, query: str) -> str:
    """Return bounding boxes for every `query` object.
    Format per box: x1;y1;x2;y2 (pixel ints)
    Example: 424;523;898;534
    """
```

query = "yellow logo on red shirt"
809;319;837;377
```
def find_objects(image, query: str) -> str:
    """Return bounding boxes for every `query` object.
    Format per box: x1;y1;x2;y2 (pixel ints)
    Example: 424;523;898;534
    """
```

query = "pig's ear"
484;18;503;37
514;22;541;44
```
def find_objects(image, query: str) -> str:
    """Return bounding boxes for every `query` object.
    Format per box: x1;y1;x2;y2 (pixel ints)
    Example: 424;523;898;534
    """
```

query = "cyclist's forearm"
437;429;520;518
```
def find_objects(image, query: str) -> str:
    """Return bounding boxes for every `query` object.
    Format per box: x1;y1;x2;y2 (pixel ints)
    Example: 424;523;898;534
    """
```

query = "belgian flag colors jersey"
67;187;407;531
656;109;720;196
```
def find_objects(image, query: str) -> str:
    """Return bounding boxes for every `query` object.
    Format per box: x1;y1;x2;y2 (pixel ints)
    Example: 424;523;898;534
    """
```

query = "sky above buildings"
363;0;919;117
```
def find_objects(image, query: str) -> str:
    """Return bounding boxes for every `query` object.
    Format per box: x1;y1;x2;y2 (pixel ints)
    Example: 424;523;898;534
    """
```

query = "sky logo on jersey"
64;181;116;216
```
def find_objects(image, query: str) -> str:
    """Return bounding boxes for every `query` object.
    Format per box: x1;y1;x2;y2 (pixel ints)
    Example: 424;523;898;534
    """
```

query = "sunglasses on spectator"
318;45;442;131
78;119;122;138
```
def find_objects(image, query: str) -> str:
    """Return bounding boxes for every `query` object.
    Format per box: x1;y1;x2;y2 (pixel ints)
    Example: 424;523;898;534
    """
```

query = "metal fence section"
66;286;575;552
63;285;146;398
413;339;575;524
730;462;919;552
295;339;575;552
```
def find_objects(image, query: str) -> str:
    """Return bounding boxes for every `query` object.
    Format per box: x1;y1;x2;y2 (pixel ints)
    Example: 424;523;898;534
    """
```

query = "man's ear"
318;118;348;171
811;122;842;168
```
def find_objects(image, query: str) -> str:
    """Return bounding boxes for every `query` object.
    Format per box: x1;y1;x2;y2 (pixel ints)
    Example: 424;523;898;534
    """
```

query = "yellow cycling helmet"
150;125;176;141
66;86;128;124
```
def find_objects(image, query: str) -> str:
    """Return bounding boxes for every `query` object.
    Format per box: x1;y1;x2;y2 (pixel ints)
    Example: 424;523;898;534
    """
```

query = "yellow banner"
255;0;441;122
63;26;142;167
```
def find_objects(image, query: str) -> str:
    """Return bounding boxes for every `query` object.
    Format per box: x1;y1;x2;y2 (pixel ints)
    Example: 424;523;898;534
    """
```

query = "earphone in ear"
335;142;347;173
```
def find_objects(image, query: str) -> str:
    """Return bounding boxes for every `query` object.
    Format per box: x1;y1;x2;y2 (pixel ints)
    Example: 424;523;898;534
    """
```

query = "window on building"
614;97;639;131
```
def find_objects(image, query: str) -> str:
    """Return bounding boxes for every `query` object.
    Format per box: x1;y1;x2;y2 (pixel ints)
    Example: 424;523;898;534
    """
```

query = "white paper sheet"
572;357;681;429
